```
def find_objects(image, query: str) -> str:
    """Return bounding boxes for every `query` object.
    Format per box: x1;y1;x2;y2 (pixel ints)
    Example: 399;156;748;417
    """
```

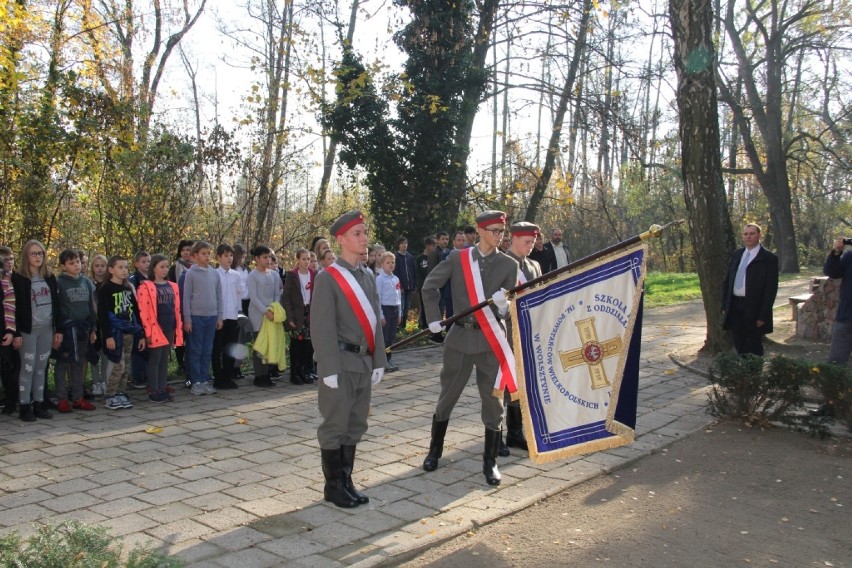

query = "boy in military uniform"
421;210;518;486
501;221;543;453
311;210;387;508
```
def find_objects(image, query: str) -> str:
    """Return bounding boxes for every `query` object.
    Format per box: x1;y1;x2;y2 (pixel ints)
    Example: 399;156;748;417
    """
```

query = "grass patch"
643;271;702;308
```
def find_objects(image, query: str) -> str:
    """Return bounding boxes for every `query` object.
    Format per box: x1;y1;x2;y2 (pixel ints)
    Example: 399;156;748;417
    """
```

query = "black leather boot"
19;403;35;422
505;405;528;450
340;445;369;504
498;428;510;457
321;448;359;508
422;415;450;472
32;401;52;419
483;428;502;486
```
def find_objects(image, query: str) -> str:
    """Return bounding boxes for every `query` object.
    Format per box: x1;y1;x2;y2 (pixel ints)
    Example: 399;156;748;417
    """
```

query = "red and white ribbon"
325;264;377;354
460;248;518;397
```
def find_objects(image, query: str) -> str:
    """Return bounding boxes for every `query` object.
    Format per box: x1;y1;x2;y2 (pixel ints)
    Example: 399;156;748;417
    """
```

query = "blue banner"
511;244;645;462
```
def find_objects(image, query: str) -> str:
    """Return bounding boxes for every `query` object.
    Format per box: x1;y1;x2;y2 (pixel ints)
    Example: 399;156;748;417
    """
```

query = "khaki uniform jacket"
505;250;542;343
506;250;542;283
422;247;518;355
310;258;387;378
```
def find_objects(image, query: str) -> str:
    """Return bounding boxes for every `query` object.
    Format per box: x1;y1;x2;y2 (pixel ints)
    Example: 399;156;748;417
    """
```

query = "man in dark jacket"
721;223;779;356
393;237;417;328
540;228;571;273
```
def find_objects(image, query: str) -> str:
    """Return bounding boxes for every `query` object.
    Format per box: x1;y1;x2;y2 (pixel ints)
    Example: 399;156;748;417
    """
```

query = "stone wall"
797;277;839;340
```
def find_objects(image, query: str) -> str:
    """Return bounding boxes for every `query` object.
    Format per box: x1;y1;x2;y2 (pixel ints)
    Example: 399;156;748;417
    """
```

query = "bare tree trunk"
669;0;734;353
525;0;592;222
315;0;360;213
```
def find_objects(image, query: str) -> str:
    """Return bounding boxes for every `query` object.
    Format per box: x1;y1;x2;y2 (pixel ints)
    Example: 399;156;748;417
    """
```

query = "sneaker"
190;382;207;396
165;385;175;393
116;393;133;409
149;392;167;403
92;382;105;396
130;380;147;390
57;399;73;413
105;396;124;410
162;391;174;402
72;398;96;411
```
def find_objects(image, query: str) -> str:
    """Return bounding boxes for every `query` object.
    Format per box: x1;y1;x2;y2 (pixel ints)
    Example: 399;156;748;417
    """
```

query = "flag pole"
387;219;683;353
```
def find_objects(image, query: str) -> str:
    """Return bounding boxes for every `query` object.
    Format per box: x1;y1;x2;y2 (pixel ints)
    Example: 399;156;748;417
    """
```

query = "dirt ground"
398;422;851;568
399;288;851;567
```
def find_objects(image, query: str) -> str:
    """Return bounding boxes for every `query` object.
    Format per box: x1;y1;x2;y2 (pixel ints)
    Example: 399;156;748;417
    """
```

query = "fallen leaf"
144;426;163;434
236;418;248;424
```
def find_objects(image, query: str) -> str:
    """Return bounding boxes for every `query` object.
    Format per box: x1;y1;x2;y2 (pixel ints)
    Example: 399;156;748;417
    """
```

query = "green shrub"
808;362;852;432
708;353;806;427
709;353;852;435
0;521;182;568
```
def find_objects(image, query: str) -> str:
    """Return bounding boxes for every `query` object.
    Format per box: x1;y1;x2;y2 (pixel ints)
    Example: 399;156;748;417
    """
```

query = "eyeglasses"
484;228;506;237
28;251;45;257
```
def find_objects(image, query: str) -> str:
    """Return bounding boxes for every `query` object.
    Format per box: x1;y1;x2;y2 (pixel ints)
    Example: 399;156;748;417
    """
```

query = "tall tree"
669;0;734;352
715;0;838;273
524;0;593;222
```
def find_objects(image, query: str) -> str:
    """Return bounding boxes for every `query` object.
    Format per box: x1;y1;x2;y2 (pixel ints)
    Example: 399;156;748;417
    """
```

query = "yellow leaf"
236;418;248;424
145;426;163;434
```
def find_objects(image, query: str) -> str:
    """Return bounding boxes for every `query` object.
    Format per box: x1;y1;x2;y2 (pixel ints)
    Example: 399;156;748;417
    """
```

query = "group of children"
0;238;329;422
0;231;416;423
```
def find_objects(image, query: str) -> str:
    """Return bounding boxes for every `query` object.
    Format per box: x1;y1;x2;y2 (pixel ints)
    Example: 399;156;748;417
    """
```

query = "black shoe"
40;397;57;410
290;374;305;385
423;415;450;472
33;401;53;419
809;403;835;417
321;448;359;508
1;402;15;415
340;445;369;505
214;379;239;390
505;406;529;450
253;376;275;387
483;429;502;486
19;403;35;422
498;435;510;457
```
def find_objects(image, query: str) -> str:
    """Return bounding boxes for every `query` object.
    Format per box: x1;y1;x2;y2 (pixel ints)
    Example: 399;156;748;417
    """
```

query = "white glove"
428;321;443;334
371;368;384;385
492;288;509;315
322;374;339;389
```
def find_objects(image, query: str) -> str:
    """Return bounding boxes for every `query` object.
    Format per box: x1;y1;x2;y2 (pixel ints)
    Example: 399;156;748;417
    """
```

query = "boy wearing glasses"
421;210;518;486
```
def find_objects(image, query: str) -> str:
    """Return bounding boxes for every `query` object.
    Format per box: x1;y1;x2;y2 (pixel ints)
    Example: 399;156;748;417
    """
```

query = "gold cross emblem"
559;317;623;390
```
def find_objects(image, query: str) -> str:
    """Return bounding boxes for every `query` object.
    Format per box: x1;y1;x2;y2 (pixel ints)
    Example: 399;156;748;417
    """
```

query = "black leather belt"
339;342;372;355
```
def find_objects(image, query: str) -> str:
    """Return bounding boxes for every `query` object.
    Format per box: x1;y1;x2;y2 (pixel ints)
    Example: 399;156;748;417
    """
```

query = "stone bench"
789;293;813;321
